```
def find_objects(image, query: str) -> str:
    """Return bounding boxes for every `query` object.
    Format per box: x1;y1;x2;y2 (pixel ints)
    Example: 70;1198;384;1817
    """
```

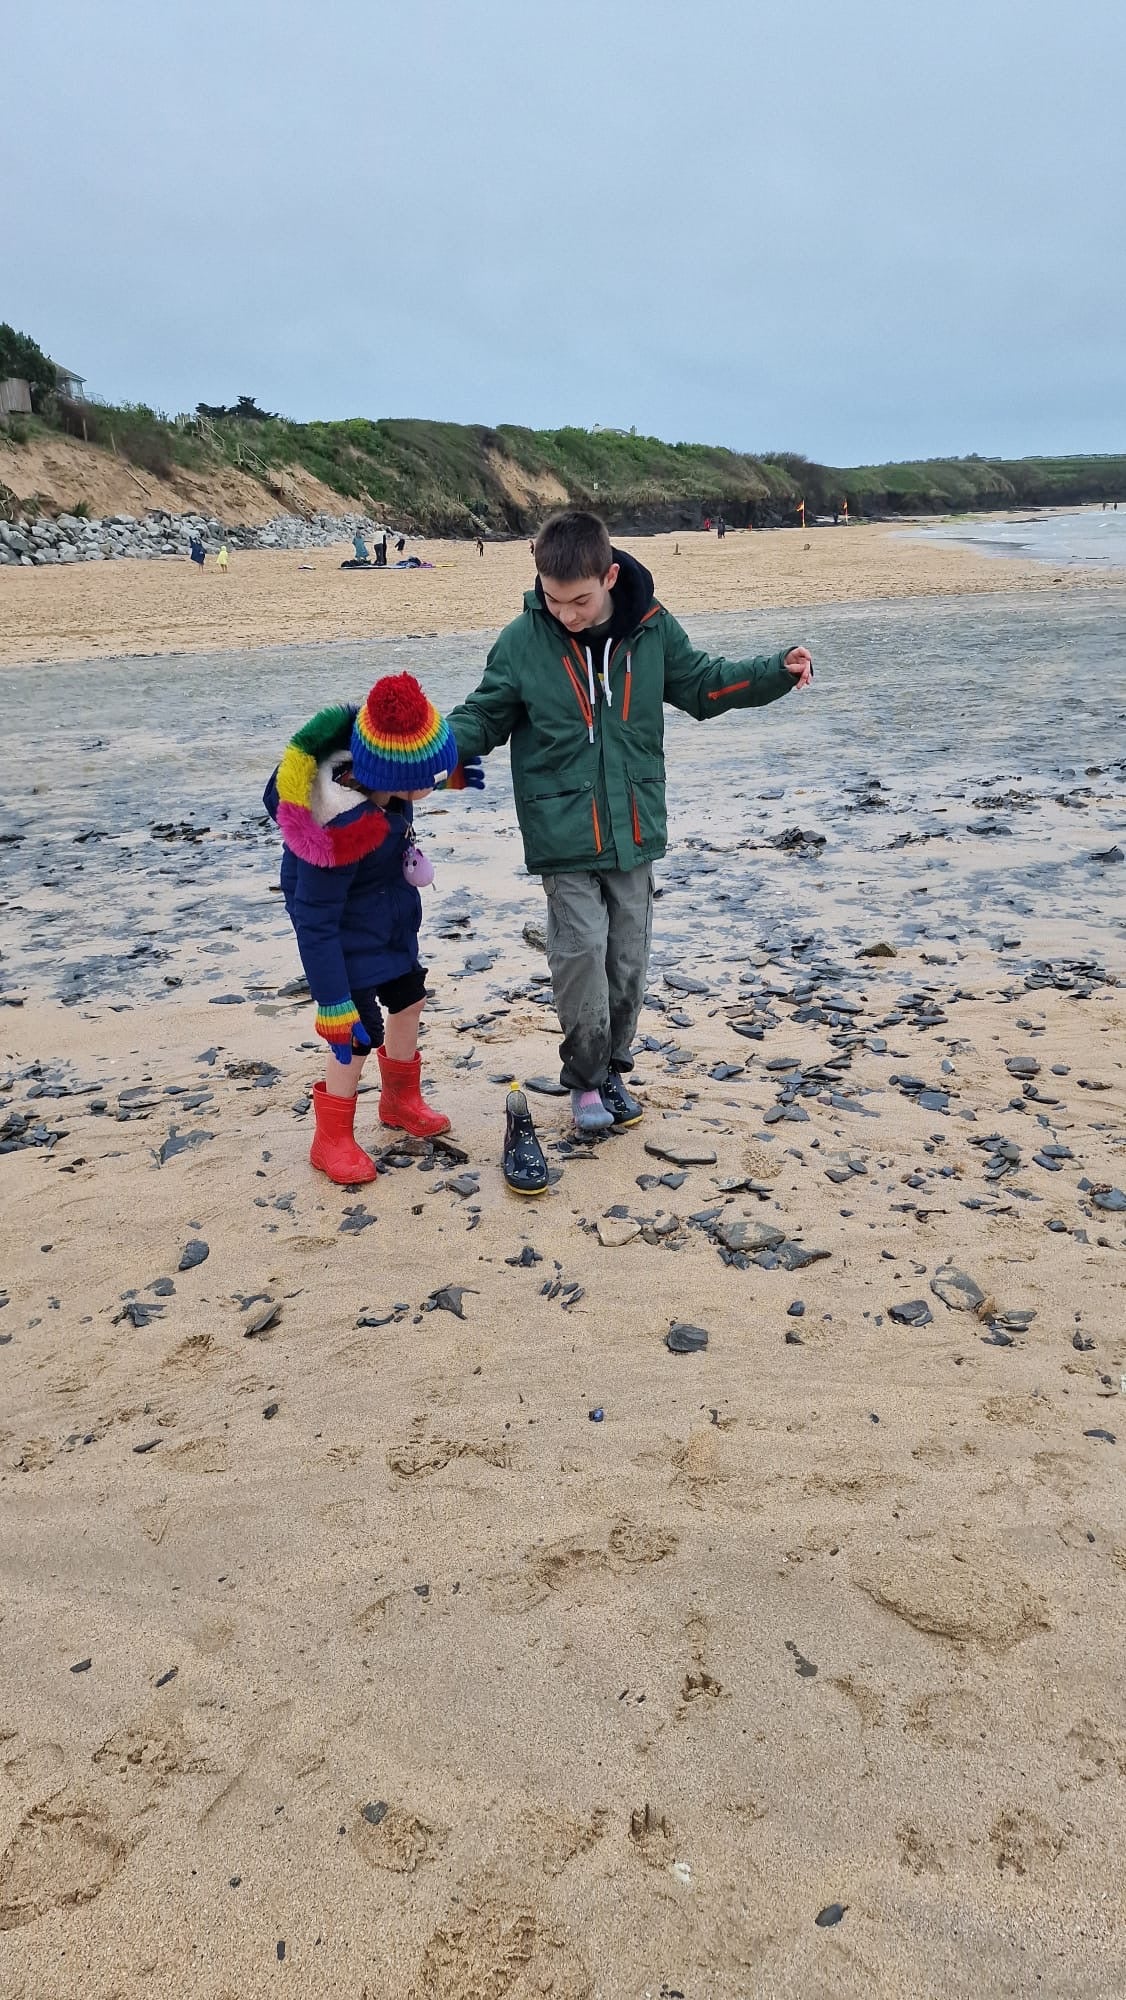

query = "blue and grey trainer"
571;1088;614;1133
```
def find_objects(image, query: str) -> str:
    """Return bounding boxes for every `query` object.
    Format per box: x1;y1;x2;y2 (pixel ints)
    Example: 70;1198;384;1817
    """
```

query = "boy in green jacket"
445;511;813;1133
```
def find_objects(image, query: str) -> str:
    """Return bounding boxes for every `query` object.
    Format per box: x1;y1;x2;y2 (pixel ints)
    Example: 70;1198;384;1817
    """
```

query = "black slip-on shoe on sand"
504;1088;549;1195
600;1071;643;1126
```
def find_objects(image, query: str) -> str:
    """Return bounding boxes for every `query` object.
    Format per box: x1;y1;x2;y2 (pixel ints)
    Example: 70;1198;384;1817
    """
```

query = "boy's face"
539;562;619;633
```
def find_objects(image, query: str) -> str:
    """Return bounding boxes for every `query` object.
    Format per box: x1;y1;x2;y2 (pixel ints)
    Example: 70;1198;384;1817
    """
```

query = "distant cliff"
4;396;1125;536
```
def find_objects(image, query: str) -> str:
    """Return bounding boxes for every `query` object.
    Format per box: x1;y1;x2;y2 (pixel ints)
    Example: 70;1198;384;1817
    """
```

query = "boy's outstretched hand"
439;755;486;792
784;647;813;690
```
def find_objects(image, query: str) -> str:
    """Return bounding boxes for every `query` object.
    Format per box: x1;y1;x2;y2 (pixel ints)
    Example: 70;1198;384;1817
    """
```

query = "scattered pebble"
597;1216;642;1248
930;1266;985;1313
889;1299;933;1328
666;1322;709;1354
428;1285;473;1319
644;1138;718;1167
244;1301;282;1336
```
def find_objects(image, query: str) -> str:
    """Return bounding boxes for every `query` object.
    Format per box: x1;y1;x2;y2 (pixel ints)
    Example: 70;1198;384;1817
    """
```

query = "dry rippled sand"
2;519;1124;667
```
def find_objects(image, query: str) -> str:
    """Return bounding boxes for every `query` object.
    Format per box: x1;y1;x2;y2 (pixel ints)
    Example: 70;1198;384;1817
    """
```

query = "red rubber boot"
309;1081;377;1185
377;1049;451;1138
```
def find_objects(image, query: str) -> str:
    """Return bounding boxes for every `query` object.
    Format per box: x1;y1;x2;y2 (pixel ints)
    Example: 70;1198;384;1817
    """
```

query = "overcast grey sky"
5;0;1124;465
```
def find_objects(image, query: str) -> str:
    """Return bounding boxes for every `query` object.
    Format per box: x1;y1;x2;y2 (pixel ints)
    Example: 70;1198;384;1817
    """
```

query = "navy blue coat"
264;772;422;1001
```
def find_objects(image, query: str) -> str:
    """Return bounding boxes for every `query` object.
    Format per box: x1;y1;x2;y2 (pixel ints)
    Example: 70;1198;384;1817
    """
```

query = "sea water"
909;507;1126;569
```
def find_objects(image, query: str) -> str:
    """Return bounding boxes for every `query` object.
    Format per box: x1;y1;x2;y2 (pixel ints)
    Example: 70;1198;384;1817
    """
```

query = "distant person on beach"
716;515;727;539
476;537;485;555
217;543;229;573
396;535;406;553
353;530;369;564
842;497;849;524
262;674;484;1185
375;531;388;567
189;534;205;569
443;510;813;1134
796;497;806;528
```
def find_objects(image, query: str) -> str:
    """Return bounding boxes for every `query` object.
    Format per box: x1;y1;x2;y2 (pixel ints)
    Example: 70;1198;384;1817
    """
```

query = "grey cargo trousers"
541;865;654;1091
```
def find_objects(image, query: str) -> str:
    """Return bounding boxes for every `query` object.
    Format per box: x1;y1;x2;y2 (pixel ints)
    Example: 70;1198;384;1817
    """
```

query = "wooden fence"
0;378;33;419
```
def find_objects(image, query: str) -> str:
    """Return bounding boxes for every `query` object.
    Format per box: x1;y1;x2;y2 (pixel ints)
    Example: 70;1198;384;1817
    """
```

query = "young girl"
264;672;480;1186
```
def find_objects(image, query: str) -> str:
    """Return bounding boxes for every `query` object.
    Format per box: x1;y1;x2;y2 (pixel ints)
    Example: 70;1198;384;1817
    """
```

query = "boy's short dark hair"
534;510;613;582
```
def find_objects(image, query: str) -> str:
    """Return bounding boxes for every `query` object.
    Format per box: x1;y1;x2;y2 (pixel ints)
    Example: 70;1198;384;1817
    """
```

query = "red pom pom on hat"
363;672;430;736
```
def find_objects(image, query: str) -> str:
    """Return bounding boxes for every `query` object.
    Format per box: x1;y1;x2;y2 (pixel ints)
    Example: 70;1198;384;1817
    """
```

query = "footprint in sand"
93;1714;221;1784
161;1332;229;1380
677;1668;726;1718
2;1739;66;1786
0;1791;133;1931
388;1436;513;1479
508;1806;609;1879
896;1819;945;1875
628;1802;675;1869
905;1686;985;1748
407;1891;588;2000
14;1437;58;1473
487;1519;679;1614
853;1541;1050;1652
1065;1717;1126;1785
351;1800;446;1874
990;1806;1066;1877
167;1436;229;1475
606;1519;679;1566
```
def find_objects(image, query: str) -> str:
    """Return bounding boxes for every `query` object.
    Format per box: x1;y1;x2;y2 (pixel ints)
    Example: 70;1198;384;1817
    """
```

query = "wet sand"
1;589;1126;1996
3;520;1125;668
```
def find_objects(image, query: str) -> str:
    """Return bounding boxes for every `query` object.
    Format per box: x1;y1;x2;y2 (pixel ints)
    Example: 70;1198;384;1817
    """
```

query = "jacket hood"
263;702;391;868
530;546;656;643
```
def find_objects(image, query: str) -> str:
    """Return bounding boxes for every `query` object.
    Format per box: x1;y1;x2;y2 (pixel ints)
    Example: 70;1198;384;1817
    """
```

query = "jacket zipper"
707;679;751;700
591;798;603;852
561;653;593;734
630;791;642;844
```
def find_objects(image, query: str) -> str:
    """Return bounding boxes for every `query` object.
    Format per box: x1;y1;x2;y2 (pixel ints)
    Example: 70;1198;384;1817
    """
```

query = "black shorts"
352;965;427;1047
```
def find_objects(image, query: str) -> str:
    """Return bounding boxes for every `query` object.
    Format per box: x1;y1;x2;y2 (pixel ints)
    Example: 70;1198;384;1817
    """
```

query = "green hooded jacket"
444;548;797;877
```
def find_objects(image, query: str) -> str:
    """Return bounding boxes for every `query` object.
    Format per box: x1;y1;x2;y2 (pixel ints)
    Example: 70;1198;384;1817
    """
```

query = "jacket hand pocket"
519;784;601;866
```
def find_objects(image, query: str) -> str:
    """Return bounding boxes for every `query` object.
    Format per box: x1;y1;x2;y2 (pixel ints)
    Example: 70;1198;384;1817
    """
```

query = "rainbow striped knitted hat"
350;673;455;793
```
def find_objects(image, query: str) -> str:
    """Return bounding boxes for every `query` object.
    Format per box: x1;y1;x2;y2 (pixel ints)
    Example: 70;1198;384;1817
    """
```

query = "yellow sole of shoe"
505;1179;549;1197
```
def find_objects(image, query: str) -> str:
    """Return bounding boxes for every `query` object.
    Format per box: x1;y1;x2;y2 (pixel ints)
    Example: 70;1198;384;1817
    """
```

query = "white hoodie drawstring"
584;638;614;736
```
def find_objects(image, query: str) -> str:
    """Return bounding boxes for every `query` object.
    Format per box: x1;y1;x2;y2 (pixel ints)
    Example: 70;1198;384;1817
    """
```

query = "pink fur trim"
277;801;335;866
277;799;391;869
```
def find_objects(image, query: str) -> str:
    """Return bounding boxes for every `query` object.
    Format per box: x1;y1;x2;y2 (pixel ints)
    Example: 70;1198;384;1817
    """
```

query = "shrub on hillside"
0;322;57;409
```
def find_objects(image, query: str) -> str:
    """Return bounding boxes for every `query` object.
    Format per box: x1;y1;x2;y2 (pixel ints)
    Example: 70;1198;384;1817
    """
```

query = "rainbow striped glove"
315;999;371;1065
439;754;485;792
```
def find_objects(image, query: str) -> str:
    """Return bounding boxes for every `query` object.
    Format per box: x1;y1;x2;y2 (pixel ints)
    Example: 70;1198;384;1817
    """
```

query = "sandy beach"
2;539;1126;1997
3;518;1125;669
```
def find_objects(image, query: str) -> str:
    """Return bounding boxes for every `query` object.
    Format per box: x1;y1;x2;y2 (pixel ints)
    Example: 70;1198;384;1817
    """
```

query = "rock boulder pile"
0;508;387;566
